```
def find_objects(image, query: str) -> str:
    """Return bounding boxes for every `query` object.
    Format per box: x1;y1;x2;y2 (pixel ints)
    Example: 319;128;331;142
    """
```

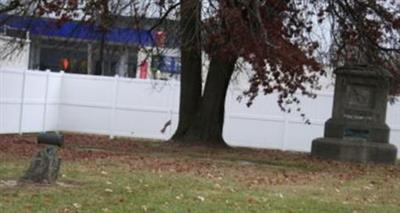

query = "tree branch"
149;2;180;32
0;0;21;14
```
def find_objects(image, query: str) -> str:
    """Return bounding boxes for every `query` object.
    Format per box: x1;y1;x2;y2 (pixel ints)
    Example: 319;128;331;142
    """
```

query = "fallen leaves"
363;185;373;190
125;186;133;193
197;196;205;202
247;196;258;204
72;203;81;209
176;194;183;200
1;133;400;191
2;133;400;213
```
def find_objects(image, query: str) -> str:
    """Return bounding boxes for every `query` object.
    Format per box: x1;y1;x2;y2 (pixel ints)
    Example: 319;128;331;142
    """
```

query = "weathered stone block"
20;146;61;184
312;137;397;164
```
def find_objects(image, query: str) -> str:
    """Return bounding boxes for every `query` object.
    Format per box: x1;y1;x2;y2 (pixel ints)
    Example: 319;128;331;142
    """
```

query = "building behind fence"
1;69;399;155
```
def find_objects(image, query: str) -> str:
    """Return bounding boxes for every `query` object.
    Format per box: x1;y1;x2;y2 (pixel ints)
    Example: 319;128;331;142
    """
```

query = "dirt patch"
0;178;82;188
0;180;18;188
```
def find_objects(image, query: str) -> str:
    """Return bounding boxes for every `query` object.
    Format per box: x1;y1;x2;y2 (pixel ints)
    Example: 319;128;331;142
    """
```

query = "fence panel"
387;104;400;149
45;72;62;131
58;74;115;134
113;79;176;139
0;69;61;133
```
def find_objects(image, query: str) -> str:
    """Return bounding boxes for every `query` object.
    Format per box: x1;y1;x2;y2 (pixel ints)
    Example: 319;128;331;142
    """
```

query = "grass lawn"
1;134;400;213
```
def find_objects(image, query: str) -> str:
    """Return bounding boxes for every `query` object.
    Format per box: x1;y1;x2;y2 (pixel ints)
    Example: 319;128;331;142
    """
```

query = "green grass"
1;156;400;213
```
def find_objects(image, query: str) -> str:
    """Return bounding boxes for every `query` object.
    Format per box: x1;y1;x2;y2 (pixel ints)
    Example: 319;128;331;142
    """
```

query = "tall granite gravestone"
311;65;397;164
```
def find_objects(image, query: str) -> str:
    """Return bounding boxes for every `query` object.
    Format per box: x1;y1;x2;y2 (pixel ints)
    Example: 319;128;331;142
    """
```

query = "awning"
0;15;156;46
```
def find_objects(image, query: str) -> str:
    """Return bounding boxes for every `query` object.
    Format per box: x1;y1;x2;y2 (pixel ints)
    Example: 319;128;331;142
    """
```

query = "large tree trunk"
181;55;237;147
171;0;237;147
171;0;202;140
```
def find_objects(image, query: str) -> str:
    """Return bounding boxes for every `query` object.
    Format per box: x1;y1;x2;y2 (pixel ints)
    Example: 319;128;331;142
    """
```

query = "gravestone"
20;132;64;184
311;65;397;164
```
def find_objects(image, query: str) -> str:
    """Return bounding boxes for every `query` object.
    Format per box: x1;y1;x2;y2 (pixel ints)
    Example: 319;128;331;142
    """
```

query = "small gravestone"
20;132;64;184
311;65;397;164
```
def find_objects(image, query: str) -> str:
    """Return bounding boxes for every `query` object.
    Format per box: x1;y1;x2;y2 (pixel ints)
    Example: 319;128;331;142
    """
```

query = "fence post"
56;70;65;131
109;74;119;139
18;69;27;135
41;70;50;132
281;112;289;151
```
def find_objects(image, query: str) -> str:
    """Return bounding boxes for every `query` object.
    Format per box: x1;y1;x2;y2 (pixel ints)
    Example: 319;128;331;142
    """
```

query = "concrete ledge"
311;137;397;164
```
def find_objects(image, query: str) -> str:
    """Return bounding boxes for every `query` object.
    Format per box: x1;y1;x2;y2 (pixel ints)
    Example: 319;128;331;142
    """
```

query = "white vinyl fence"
1;69;400;154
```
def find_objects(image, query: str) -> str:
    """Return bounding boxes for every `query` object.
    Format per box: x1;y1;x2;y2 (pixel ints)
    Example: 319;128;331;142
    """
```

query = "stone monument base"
311;138;397;164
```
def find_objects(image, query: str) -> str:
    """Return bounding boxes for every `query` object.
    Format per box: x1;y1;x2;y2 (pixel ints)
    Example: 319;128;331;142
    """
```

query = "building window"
39;47;87;74
0;27;27;39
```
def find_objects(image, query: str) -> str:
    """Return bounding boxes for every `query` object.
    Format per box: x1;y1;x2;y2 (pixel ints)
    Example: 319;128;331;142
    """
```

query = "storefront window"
40;47;87;74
